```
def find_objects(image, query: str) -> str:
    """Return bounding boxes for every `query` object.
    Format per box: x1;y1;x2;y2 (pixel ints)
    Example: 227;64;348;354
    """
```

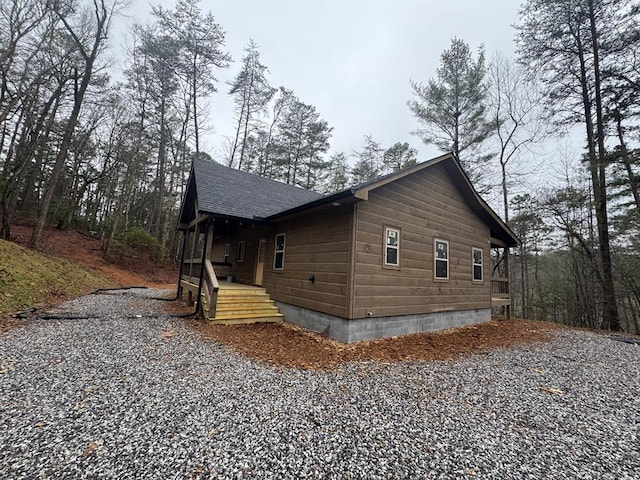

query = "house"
177;153;518;343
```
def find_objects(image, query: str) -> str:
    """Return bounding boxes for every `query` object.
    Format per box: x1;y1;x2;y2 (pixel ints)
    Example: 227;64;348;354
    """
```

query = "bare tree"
28;0;122;250
487;52;550;222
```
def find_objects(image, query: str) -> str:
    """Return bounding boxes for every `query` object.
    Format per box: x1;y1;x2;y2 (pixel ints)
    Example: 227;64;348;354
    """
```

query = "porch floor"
180;279;284;324
491;297;511;307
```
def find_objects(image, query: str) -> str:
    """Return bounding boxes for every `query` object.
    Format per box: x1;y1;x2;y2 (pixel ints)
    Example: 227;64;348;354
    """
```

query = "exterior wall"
353;163;492;319
262;205;352;318
209;223;267;284
277;301;490;343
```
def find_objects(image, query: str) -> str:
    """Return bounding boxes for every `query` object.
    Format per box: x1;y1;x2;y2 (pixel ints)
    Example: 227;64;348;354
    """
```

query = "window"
274;233;285;270
223;243;230;263
384;226;400;268
472;247;483;282
434;239;449;280
237;241;246;263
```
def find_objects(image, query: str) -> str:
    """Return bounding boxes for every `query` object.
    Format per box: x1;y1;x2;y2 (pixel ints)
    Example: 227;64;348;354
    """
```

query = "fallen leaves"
539;386;565;395
189;318;563;370
160;329;176;339
0;360;14;374
82;442;99;457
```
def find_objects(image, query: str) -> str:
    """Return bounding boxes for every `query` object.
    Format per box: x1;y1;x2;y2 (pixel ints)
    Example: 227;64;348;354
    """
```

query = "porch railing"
491;277;510;299
203;259;219;319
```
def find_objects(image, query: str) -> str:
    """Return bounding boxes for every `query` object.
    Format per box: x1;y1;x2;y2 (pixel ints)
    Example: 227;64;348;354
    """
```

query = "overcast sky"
118;0;523;161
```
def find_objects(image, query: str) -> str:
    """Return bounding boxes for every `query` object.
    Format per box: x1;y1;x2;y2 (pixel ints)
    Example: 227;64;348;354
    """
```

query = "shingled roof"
181;154;518;247
192;157;324;220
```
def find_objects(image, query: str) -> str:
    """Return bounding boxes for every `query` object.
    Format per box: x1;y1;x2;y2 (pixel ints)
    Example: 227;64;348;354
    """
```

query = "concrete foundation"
275;302;491;343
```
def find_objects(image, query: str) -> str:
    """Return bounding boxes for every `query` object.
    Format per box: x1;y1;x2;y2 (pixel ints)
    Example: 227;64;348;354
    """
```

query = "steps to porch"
181;281;284;325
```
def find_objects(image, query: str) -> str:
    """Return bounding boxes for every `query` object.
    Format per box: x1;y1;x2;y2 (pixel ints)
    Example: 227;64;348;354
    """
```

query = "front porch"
177;214;283;324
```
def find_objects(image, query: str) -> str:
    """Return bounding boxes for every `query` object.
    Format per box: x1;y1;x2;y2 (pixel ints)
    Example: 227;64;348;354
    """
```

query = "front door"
254;239;266;286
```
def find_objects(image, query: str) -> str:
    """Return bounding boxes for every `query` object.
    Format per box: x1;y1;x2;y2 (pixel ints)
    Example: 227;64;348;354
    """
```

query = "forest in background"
0;0;639;333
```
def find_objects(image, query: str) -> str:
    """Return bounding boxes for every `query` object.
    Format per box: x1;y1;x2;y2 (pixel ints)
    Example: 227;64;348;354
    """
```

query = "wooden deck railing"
181;259;200;285
179;257;220;320
491;277;510;299
203;259;219;319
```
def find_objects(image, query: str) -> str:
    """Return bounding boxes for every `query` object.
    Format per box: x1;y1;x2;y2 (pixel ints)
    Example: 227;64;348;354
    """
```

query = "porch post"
504;247;511;320
206;218;215;261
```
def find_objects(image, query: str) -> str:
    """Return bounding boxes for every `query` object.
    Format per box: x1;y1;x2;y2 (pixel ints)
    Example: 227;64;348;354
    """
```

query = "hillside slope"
0;238;112;315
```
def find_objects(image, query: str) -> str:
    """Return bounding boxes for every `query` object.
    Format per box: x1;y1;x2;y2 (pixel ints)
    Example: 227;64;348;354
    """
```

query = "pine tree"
153;0;231;153
228;40;275;169
382;142;418;173
351;135;383;184
408;38;494;188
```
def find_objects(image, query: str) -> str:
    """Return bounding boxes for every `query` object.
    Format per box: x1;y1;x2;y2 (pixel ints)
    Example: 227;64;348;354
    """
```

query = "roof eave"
442;158;520;248
265;189;357;221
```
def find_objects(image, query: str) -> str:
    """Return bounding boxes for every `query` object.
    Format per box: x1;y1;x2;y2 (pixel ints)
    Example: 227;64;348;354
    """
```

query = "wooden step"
207;315;284;325
218;287;267;295
200;284;283;324
216;294;272;303
215;301;276;311
213;306;281;316
215;300;276;309
205;308;283;319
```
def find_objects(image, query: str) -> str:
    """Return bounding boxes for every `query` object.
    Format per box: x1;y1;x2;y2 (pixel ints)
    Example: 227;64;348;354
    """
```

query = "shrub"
110;228;160;261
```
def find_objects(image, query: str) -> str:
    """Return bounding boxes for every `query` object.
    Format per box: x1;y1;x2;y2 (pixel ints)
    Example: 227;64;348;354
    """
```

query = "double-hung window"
434;239;449;280
384;226;400;268
472;247;483;282
273;234;285;270
237;241;246;263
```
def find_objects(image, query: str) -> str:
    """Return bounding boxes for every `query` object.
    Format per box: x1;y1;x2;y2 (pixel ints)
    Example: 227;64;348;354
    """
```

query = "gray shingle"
193;157;324;219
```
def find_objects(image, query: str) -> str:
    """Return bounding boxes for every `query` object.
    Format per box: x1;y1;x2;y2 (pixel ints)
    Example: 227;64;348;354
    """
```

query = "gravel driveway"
1;288;639;479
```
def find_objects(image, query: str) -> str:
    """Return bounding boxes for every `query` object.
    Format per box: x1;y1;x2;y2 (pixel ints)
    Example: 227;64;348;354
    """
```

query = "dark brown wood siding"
262;205;352;318
208;223;265;285
353;163;491;318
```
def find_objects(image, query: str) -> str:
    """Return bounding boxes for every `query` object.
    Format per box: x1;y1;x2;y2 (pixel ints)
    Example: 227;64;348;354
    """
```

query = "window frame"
434;238;449;281
472;247;483;282
273;233;286;270
223;243;230;263
236;240;246;263
383;225;401;269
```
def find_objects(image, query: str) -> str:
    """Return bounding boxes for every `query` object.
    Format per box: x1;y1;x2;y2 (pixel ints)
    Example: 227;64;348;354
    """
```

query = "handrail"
205;259;220;289
203;259;219;319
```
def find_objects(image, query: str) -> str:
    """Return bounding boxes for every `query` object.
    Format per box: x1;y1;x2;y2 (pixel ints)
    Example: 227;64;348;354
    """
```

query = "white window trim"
434;238;449;281
383;226;400;268
237;241;246;263
223;243;230;263
273;233;286;270
472;247;483;282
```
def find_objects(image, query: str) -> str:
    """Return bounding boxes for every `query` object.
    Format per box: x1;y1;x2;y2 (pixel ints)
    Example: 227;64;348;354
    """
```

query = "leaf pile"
190;318;565;370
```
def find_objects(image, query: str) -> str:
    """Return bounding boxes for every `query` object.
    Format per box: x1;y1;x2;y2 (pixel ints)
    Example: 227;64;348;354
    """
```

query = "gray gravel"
1;288;639;479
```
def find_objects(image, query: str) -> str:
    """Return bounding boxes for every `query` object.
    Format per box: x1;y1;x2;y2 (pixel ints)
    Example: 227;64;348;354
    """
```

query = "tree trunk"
238;71;255;170
154;94;167;239
588;0;620;331
28;0;110;250
192;54;199;154
615;115;640;222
